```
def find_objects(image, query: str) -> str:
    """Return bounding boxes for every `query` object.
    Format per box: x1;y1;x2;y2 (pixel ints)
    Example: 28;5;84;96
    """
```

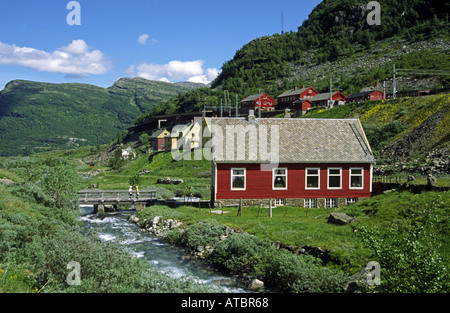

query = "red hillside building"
240;93;276;114
276;86;319;109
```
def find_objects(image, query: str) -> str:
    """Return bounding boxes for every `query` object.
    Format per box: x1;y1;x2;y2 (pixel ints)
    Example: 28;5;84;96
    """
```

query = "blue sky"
0;0;321;89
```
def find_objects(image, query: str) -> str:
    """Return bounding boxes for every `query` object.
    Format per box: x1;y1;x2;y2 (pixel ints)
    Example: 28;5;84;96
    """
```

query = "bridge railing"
78;189;157;202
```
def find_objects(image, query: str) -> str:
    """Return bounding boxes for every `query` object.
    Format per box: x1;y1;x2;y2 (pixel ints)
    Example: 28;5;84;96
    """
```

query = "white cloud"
137;34;150;45
0;39;111;77
187;67;220;84
137;34;158;45
129;60;219;84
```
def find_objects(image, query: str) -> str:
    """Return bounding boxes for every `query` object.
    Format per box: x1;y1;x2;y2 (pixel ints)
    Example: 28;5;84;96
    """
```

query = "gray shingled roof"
241;94;263;102
209;118;375;163
277;87;309;98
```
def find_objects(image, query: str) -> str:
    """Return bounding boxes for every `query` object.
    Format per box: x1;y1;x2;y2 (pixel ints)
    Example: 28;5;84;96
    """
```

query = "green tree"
355;200;449;293
40;159;79;209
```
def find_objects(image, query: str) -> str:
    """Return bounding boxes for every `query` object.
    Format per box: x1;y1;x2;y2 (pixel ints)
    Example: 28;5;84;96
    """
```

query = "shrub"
210;234;276;278
210;233;348;292
177;219;226;251
266;251;347;292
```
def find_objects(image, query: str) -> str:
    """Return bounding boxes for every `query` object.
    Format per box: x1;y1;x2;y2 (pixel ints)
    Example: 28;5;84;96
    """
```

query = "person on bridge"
136;186;140;199
129;185;133;199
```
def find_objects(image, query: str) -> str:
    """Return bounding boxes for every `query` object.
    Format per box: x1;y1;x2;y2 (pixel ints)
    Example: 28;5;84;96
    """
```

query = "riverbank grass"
137;189;449;275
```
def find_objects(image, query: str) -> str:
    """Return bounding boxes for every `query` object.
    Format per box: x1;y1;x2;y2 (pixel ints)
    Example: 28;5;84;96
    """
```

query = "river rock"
128;215;140;224
236;275;265;290
327;213;354;225
427;174;437;187
150;216;161;227
248;279;264;290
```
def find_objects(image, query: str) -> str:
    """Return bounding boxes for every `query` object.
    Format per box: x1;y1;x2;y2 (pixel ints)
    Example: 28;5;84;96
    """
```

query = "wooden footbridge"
78;189;157;213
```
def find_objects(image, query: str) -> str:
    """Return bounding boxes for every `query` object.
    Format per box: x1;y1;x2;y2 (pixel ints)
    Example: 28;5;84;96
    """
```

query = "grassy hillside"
303;94;450;166
0;78;202;156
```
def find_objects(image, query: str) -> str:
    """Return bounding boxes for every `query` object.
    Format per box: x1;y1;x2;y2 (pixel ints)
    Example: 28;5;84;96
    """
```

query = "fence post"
269;199;272;218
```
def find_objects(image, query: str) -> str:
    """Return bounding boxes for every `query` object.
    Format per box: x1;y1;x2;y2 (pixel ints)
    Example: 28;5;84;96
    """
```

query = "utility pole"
383;81;386;100
235;94;238;117
329;78;333;109
258;89;262;118
393;64;397;99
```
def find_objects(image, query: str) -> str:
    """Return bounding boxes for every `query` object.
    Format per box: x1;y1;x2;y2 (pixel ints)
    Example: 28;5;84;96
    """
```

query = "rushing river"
79;205;253;293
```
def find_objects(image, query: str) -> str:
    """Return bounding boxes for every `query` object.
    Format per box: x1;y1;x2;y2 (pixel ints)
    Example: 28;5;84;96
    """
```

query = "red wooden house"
310;91;346;108
240;93;276;114
276;86;319;109
210;116;375;208
346;90;384;103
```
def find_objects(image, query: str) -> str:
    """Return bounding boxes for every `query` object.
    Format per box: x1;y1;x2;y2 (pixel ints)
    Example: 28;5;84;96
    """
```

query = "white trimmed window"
274;199;286;206
350;168;364;189
305;168;320;189
273;168;287;190
231;168;246;190
346;198;359;205
328;168;342;189
304;198;317;208
325;198;338;208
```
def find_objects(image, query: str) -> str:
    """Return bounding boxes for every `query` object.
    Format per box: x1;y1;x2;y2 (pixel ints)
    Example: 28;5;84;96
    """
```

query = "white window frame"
231;168;246;190
273;168;288;190
304;198;317;209
274;199;286;206
349;168;364;189
346;198;359;205
305;168;320;190
327;168;342;189
325;198;338;208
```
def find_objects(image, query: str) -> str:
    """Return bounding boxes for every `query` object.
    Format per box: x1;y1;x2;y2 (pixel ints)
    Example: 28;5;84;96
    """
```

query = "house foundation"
214;197;367;209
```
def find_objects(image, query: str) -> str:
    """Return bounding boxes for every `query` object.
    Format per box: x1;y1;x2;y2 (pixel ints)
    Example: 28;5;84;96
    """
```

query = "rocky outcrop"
156;177;184;185
129;214;183;237
327;213;355;225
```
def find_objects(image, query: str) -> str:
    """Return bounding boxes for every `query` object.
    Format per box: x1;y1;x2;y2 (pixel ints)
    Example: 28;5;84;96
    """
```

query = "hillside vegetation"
212;0;449;96
0;78;203;156
303;94;450;168
0;157;213;293
135;0;449;122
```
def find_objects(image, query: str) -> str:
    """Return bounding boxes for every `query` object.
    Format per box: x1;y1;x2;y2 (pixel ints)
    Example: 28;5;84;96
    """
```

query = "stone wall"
214;197;367;208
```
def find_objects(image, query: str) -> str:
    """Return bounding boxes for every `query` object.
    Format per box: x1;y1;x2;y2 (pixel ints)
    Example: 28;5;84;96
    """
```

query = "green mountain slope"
303;94;450;170
136;0;449;123
211;0;449;96
0;78;202;156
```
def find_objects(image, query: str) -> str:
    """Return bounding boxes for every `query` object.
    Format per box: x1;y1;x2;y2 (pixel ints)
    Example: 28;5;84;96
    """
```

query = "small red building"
240;93;276;114
346;90;384;103
210;117;375;208
310;91;346;108
150;128;170;151
292;99;312;115
276;86;319;109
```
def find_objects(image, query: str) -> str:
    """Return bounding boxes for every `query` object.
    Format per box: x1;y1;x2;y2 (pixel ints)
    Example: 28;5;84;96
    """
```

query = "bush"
210;234;275;278
177;219;226;251
266;251;347;292
210;233;348;292
362;120;408;151
356;223;449;292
